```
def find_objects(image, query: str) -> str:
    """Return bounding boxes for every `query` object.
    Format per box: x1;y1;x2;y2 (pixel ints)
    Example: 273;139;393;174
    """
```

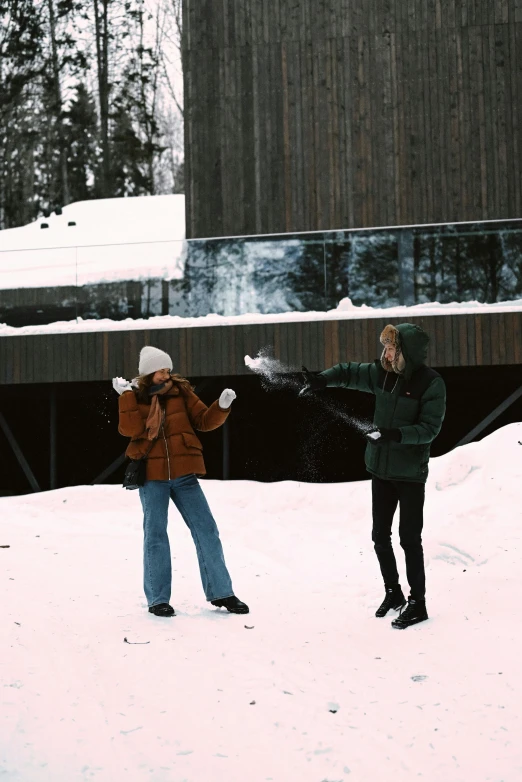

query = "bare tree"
46;0;70;204
92;0;110;196
150;0;184;193
159;0;183;118
155;102;183;193
137;0;164;193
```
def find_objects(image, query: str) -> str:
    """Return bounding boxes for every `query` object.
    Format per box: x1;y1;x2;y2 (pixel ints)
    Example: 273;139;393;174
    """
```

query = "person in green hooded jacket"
300;322;446;629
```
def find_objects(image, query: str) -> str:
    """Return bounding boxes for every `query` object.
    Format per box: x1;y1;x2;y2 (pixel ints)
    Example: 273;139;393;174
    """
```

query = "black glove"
299;366;327;396
365;427;402;445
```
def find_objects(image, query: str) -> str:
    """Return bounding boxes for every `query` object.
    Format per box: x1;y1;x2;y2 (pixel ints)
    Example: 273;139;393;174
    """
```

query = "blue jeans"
138;474;234;606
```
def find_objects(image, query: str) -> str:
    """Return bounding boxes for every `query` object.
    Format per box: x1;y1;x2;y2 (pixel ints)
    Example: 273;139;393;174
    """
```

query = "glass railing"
1;219;521;327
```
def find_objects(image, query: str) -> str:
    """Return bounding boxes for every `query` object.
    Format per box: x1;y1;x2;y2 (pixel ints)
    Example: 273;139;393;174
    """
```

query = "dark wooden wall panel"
183;0;522;238
0;313;521;385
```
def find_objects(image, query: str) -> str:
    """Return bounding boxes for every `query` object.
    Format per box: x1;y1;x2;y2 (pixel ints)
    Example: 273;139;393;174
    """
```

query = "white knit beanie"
138;346;173;376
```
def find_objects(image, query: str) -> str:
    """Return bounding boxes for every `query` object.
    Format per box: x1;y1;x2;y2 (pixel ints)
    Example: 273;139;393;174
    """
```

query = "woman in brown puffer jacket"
113;345;249;618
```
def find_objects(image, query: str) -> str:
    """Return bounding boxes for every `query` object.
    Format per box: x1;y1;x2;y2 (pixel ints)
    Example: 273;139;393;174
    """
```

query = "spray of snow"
244;349;300;393
244;350;295;379
313;395;376;436
244;349;376;438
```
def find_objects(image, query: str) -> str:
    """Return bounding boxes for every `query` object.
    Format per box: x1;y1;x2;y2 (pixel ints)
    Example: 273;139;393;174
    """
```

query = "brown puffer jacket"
118;384;230;481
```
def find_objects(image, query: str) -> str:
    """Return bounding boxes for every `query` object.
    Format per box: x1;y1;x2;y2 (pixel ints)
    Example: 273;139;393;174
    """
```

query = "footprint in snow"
439;543;475;561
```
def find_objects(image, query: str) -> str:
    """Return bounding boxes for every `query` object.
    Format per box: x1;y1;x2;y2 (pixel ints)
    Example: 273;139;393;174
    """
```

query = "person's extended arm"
117;388;146;438
319;362;377;395
185;388;233;432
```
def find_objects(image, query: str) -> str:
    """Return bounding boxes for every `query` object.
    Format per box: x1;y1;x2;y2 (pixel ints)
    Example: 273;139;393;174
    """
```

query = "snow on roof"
0;194;186;250
0;194;186;289
1;296;521;337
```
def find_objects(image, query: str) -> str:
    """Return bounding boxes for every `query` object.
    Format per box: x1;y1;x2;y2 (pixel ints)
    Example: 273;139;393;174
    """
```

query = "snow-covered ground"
1;295;522;337
1;423;521;782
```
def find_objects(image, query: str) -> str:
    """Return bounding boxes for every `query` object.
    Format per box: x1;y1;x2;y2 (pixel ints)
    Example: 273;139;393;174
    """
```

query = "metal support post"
454;385;522;448
222;419;230;480
91;453;127;485
0;412;41;492
50;387;57;490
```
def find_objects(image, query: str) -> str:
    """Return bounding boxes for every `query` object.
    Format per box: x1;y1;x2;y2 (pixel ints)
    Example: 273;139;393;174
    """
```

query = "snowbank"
1;423;521;782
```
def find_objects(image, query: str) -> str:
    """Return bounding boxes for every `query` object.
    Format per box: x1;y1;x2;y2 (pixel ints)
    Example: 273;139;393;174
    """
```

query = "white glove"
112;376;133;395
219;388;236;409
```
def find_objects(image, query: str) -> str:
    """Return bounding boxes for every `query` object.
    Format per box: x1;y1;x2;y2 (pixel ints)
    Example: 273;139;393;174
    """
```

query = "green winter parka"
321;323;446;483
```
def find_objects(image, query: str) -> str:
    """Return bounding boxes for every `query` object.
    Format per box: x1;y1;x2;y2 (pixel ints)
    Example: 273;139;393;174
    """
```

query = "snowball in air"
244;355;263;369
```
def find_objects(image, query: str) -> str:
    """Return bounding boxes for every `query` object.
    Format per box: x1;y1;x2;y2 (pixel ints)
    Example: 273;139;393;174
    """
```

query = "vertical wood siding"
183;0;522;238
0;313;520;385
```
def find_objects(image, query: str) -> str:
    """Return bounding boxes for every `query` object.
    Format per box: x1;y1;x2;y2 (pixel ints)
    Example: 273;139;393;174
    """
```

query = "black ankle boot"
148;603;175;617
211;595;249;614
391;597;428;629
375;586;406;617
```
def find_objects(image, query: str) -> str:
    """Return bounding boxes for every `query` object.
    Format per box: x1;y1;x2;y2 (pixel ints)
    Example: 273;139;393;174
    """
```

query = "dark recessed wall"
183;0;522;238
1;365;520;496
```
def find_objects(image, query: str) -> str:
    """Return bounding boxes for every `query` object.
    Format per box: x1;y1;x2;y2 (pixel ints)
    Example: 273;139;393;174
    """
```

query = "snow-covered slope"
1;423;521;782
0;195;186;289
0;195;186;250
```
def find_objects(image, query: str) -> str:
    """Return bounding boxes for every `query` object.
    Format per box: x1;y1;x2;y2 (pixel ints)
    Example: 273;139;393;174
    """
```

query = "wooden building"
1;312;521;385
183;0;522;238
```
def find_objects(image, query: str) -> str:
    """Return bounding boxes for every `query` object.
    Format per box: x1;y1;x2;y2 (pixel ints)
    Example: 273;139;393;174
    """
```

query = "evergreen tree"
92;0;111;196
65;83;99;202
109;102;149;195
0;0;44;228
113;0;167;195
348;233;400;307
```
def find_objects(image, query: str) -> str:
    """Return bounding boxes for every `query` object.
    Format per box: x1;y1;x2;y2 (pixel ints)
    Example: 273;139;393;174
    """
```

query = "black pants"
371;475;426;600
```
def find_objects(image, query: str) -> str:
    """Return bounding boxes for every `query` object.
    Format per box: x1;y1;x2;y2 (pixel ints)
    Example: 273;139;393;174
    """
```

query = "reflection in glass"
414;224;522;304
0;219;520;327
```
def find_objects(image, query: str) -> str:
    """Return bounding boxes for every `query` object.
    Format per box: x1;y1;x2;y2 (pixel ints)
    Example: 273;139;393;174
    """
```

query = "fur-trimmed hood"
380;323;430;380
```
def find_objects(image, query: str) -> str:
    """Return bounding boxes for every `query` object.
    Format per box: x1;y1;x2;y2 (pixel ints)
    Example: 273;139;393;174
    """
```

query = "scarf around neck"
145;379;173;440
